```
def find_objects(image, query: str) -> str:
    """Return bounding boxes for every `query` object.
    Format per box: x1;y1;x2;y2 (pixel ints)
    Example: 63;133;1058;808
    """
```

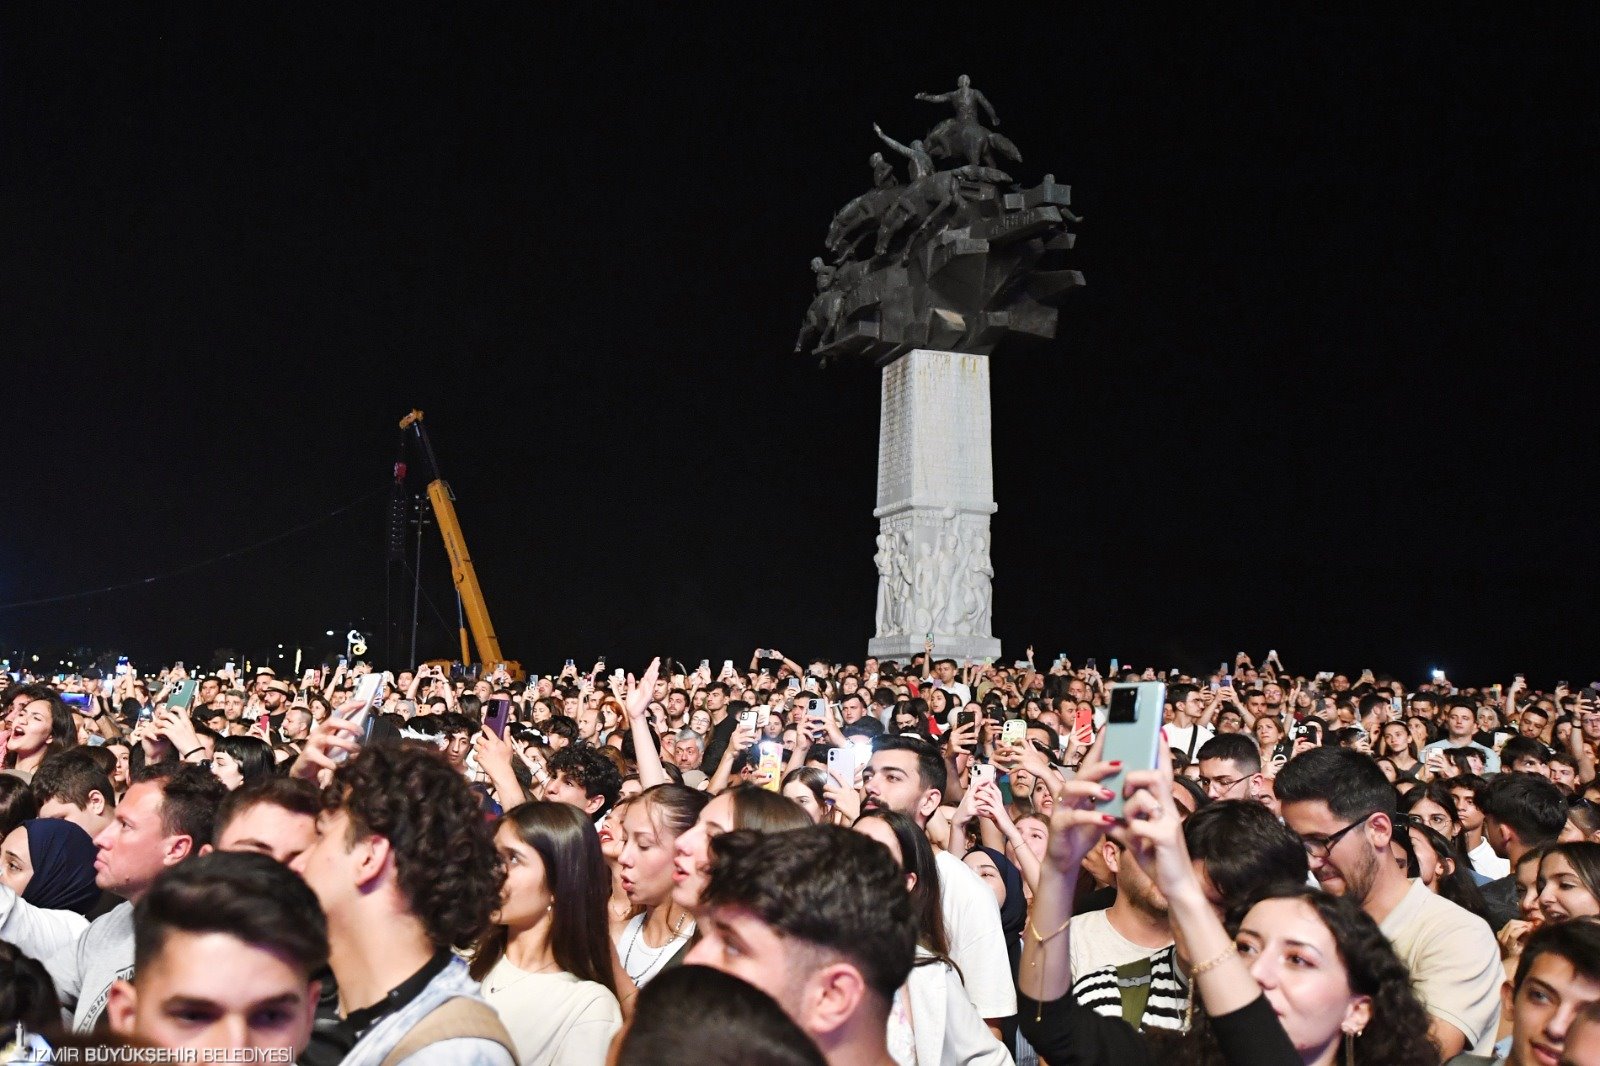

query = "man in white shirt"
1162;684;1213;763
861;735;1016;1030
1448;776;1509;880
1068;836;1171;980
925;658;974;708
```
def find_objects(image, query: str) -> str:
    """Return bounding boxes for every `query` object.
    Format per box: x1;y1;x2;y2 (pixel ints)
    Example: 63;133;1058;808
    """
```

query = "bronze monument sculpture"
797;76;1083;367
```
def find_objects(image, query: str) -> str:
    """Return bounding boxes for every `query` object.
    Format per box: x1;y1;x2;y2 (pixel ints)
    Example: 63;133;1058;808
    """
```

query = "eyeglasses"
1197;773;1247;795
1301;814;1374;860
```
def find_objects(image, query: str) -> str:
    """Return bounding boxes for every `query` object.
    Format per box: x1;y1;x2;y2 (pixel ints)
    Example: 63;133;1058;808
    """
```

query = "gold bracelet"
1027;915;1072;945
1188;946;1238;977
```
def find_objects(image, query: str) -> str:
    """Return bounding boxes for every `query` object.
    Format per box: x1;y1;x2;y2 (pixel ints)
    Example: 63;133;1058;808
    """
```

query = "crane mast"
398;409;518;678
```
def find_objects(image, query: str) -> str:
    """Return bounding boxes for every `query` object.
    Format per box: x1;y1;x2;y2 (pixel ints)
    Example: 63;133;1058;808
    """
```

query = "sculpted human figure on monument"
889;531;913;633
873;533;894;637
870;151;898;190
914;74;1023;170
915;74;1001;128
959;535;994;635
932;528;961;633
872;123;935;182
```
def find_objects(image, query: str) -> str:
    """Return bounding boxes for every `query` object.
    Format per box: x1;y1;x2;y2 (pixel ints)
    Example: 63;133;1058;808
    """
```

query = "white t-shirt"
1379;879;1502;1056
1468;838;1510;881
1067;908;1170;983
934;849;1018;1020
1163;723;1214;761
481;961;622;1066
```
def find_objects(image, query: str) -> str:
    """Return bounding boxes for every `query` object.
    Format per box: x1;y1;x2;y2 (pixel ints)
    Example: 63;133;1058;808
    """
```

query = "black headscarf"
19;819;100;914
976;845;1027;975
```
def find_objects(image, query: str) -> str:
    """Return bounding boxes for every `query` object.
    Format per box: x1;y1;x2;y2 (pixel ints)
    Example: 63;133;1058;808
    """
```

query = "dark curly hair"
327;743;501;951
1256;886;1438;1066
546;745;623;817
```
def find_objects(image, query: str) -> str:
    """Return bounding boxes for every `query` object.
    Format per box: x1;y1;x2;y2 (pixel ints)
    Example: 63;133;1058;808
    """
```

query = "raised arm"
626;659;669;788
873;122;912;159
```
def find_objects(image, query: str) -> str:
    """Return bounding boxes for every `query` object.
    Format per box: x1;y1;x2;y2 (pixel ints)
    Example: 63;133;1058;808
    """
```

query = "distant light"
277;644;284;650
31;655;39;662
326;630;336;637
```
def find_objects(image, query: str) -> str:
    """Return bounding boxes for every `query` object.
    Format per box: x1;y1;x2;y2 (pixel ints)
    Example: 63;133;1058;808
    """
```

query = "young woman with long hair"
1378;721;1422;783
614;784;708;991
851;808;1010;1066
1;689;77;778
1536;841;1600;924
671;785;811;914
473;801;622;1065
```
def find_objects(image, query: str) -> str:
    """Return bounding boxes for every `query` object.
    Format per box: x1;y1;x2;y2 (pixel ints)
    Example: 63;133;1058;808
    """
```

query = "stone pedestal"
868;349;1001;664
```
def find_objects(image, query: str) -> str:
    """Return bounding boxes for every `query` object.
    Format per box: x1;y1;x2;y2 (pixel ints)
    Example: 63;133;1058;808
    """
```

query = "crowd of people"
1;647;1599;1066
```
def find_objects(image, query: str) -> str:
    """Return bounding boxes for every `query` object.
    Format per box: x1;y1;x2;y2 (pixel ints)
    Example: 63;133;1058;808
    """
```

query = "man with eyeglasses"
1276;747;1501;1060
1194;734;1265;802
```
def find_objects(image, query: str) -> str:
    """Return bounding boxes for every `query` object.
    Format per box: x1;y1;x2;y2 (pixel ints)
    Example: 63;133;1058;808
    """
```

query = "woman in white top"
474;802;623;1066
854;809;1011;1066
614;784;707;994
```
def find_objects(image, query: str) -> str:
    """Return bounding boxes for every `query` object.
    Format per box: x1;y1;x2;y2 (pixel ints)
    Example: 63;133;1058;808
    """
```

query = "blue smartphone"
1097;682;1167;819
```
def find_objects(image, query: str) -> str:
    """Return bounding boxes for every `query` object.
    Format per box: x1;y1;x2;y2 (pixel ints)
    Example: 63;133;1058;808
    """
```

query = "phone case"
1097;682;1167;818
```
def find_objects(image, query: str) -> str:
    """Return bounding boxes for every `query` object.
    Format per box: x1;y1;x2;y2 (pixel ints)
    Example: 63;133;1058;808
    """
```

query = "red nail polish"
1101;814;1118;825
1108;760;1123;768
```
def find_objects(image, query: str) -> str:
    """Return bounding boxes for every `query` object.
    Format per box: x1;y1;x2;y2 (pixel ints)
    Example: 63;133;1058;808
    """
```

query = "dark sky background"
3;10;1598;684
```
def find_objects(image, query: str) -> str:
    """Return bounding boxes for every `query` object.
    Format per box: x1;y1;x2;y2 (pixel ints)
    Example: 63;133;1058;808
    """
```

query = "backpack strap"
379;995;514;1066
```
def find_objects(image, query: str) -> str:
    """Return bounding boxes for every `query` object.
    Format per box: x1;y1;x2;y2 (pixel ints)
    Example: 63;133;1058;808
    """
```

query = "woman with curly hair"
1018;748;1438;1066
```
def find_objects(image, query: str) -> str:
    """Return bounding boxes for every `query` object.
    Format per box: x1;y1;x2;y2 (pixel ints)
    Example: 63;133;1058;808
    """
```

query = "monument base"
869;349;1000;662
869;634;1001;667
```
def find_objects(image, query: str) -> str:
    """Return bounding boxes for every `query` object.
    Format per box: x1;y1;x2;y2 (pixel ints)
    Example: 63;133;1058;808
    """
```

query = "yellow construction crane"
398;410;522;680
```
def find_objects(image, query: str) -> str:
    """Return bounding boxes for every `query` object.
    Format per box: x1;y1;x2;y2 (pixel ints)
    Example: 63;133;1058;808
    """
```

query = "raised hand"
290;716;365;780
624;658;662;724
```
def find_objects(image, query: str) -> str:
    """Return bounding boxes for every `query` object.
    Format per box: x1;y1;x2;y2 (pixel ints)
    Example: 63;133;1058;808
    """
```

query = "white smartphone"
331;672;385;765
1099;682;1167;819
1001;719;1027;746
827;746;853;782
738;710;758;733
721;659;734;675
970;762;996;785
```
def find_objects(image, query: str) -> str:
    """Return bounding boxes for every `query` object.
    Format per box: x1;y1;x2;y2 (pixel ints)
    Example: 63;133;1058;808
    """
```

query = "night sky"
4;10;1598;684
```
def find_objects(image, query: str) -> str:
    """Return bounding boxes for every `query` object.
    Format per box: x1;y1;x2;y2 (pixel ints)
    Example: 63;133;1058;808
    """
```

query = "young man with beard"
860;735;1016;1031
1066;833;1171;986
1277;747;1501;1060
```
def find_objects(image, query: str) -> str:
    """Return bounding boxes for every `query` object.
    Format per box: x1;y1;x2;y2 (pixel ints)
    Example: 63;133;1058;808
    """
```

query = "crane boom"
398;409;515;676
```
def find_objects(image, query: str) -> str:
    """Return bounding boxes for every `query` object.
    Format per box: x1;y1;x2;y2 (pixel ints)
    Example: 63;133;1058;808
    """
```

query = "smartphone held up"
1097;682;1166;819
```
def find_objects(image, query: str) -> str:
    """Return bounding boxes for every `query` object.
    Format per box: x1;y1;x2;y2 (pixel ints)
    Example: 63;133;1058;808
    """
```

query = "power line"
0;488;385;612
